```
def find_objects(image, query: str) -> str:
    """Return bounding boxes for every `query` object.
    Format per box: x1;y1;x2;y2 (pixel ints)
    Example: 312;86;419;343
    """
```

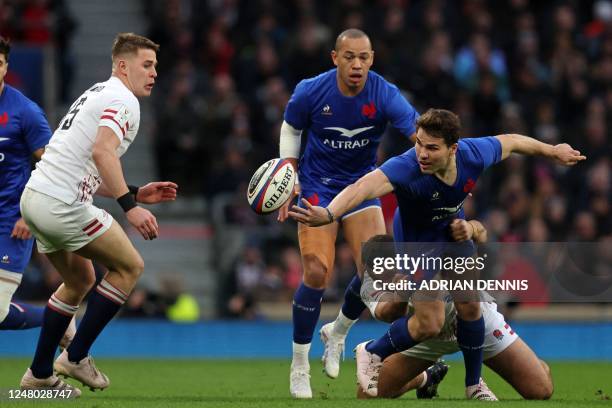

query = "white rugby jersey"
27;76;140;204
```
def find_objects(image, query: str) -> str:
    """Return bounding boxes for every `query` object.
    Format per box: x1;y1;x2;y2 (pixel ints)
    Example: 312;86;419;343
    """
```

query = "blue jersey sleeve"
283;80;310;130
385;86;419;138
379;149;418;191
462;136;502;170
21;101;52;153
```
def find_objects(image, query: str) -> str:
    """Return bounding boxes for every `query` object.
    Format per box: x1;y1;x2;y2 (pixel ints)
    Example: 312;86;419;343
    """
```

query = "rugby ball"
247;158;296;214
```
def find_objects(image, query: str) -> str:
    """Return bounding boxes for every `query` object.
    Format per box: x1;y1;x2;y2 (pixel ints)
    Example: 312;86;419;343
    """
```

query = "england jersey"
0;84;51;233
27;77;140;204
380;137;502;243
284;69;418;191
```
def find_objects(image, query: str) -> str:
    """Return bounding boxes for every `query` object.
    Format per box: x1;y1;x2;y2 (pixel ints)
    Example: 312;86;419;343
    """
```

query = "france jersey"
0;84;51;272
381;137;502;246
284;68;418;215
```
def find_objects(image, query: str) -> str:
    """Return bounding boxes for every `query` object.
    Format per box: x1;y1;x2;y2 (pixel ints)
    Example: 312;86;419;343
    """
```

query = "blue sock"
340;274;366;320
0;302;44;330
292;283;324;344
30;294;78;379
457;316;485;387
67;279;127;362
366;315;418;360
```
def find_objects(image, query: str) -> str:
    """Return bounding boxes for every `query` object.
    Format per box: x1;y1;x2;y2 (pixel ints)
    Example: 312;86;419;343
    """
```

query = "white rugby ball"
247;158;296;214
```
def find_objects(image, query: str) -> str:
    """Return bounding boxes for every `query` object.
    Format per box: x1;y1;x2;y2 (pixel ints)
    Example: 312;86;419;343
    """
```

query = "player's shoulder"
295;69;336;93
95;77;140;111
380;148;420;179
4;84;32;106
367;70;399;91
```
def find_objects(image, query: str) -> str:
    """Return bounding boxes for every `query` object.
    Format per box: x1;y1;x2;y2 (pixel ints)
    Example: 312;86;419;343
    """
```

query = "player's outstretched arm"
289;169;393;226
92;126;159;240
495;134;586;165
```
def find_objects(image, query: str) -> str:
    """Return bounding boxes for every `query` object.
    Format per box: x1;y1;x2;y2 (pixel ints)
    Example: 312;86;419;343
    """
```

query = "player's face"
0;54;7;86
414;128;457;174
124;49;158;97
331;37;373;95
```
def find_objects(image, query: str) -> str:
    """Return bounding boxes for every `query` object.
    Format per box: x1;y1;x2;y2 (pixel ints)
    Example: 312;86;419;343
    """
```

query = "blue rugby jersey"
0;84;51;233
284;68;418;191
380;137;502;243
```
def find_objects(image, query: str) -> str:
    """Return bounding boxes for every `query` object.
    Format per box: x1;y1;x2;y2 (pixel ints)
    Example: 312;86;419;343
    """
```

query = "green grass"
0;359;610;407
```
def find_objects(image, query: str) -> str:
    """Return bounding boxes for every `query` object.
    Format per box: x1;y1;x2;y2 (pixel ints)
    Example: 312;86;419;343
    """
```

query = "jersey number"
60;96;88;130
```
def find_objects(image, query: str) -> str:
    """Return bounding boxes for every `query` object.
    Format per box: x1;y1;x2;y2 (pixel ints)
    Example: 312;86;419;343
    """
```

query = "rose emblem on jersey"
361;101;376;119
492;329;504;341
0;112;8;126
463;178;476;193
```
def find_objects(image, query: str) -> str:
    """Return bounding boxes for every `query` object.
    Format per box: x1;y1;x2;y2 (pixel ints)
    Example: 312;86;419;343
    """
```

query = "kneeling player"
357;297;553;400
357;231;553;400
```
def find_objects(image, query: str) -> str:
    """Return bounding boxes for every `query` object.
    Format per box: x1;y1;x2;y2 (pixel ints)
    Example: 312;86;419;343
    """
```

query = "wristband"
117;192;137;212
325;207;335;224
128;184;140;197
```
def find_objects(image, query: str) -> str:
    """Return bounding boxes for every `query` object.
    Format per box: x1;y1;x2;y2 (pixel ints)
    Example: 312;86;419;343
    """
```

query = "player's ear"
370;50;375;66
449;143;458;155
331;50;338;66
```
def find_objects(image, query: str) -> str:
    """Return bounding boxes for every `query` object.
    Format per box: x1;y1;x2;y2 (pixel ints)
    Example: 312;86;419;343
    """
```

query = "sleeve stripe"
104;109;118;114
100;115;126;137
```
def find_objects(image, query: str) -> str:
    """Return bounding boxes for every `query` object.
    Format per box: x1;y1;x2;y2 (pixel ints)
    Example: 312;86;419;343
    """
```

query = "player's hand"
449;219;473;242
126;206;159;240
136;181;178;204
277;184;300;222
552;143;586;166
11;218;32;240
288;199;331;226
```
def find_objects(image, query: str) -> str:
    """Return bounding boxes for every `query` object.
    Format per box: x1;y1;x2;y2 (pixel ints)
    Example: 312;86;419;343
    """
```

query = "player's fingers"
162;181;178;188
291;205;310;215
288;211;307;223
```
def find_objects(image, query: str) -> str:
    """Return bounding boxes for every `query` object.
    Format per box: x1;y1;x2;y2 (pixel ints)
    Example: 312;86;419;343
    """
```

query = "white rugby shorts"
401;301;518;361
20;187;113;253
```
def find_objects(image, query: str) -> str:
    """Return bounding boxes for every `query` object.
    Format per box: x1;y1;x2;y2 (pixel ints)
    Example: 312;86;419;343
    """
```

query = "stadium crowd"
4;0;610;317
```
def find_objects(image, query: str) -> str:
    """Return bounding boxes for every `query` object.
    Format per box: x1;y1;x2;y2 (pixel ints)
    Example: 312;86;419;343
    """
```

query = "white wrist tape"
279;121;302;158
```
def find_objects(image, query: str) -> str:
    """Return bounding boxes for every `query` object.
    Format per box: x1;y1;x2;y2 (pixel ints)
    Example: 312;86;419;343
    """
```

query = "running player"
18;33;177;395
0;36;76;343
289;108;585;399
277;28;419;398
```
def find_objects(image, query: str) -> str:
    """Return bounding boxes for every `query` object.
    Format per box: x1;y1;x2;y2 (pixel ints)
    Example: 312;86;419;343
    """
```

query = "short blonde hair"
111;32;159;61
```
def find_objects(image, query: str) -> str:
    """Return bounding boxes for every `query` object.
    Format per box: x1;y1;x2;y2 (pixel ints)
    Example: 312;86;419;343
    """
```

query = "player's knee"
414;313;444;339
375;302;407;323
522;362;553;400
454;301;481;321
127;255;145;279
302;255;328;289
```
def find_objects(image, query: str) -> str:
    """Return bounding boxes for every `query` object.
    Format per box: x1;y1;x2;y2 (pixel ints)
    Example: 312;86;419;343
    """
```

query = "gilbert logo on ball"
247;158;296;214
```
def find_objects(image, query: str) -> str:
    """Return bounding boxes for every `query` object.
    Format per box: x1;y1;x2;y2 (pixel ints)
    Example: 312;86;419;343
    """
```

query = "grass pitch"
0;359;610;407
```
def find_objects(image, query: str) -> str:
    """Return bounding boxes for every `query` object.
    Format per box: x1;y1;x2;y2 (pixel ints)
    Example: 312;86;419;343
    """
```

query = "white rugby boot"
354;341;382;397
54;350;109;391
20;368;81;398
289;364;312;399
320;322;344;379
59;317;76;351
466;378;499;401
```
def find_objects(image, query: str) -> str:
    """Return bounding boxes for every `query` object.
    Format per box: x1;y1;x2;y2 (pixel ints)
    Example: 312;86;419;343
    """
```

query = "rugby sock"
67;279;127;363
365;315;418;360
331;310;357;337
340;274;366;320
292;342;311;368
292;283;324;345
30;294;79;379
0;302;44;330
457;315;485;387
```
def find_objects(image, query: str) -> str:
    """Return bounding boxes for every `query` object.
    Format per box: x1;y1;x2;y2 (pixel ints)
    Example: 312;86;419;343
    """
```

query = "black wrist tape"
117;192;137;212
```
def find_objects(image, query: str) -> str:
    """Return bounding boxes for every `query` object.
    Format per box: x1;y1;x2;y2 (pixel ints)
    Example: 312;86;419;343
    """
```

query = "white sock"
292;342;311;369
418;371;429;389
331;310;357;337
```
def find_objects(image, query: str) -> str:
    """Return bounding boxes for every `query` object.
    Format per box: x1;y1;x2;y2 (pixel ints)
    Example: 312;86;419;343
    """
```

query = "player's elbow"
91;143;109;166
